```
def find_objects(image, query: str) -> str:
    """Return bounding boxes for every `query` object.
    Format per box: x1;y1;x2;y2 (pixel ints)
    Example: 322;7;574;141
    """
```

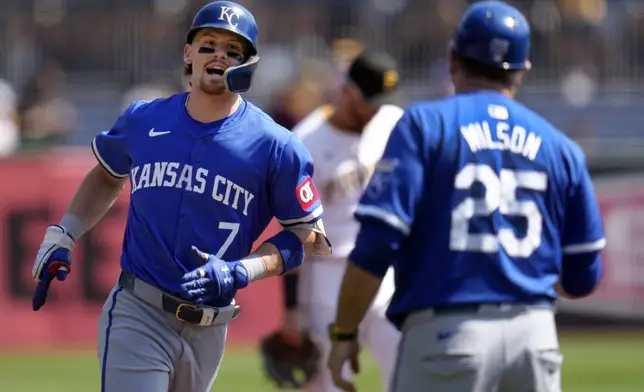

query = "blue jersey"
92;93;323;299
353;91;605;325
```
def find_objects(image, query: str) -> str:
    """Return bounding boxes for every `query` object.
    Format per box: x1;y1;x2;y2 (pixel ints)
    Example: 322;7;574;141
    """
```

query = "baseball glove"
260;331;321;389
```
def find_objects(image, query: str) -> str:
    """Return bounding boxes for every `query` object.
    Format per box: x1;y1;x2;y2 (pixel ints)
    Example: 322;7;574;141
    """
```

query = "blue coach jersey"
92;93;323;299
354;90;605;324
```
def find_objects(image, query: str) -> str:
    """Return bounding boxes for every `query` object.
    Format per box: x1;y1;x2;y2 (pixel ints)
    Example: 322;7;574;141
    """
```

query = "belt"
401;300;554;332
118;270;241;327
430;300;553;315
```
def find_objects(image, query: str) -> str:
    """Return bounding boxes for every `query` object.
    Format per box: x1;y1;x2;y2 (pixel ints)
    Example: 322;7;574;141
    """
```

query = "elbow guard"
560;251;603;297
284;219;332;256
266;230;305;275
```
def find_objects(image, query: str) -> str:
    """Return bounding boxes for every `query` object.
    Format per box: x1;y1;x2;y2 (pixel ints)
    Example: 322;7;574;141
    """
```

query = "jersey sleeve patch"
296;176;319;210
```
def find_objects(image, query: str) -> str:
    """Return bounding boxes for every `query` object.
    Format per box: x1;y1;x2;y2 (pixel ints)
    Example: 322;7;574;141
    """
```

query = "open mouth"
206;65;225;76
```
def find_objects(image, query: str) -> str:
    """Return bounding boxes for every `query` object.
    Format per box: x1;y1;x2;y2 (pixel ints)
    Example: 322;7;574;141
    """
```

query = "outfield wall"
0;150;642;349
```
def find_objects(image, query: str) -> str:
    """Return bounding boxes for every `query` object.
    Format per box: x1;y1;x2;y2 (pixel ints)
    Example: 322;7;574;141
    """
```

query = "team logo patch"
489;38;510;65
296;177;319;210
383;70;399;91
219;6;242;28
365;171;391;199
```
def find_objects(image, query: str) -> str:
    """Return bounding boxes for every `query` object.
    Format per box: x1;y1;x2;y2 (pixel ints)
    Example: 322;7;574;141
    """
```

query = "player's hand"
32;225;75;311
180;246;250;307
327;340;360;392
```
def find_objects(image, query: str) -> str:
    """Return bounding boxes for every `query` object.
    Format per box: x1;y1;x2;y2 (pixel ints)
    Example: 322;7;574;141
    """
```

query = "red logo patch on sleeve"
296;177;319;210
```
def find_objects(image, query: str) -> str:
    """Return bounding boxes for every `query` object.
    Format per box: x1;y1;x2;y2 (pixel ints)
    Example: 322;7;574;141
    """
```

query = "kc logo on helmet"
296;177;319;209
219;6;241;28
489;38;510;65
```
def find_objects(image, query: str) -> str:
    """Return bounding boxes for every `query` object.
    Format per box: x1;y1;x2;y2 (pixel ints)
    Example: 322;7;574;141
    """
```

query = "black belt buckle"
175;303;199;323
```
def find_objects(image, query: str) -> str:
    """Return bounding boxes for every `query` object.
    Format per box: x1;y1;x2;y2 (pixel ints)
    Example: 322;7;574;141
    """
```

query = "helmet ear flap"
223;55;260;93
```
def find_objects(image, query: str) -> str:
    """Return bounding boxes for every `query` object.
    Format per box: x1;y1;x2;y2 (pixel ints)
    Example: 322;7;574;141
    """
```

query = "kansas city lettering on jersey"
130;162;255;216
460;121;542;161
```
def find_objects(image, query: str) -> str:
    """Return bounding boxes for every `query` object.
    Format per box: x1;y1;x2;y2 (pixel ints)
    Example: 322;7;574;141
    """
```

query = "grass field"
0;331;642;391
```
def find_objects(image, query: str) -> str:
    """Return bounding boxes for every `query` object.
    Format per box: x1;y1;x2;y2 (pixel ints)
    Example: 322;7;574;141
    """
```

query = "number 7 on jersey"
215;221;240;258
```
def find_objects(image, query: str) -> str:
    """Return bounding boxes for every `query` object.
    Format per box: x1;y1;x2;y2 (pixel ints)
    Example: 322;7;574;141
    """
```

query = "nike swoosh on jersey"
149;128;171;137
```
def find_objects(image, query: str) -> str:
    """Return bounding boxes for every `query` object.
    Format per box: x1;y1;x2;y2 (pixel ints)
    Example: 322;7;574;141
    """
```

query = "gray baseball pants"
97;271;239;392
390;303;563;392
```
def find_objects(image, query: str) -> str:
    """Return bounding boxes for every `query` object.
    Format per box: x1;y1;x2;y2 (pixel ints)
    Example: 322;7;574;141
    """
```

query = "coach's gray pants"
391;304;563;392
97;276;233;392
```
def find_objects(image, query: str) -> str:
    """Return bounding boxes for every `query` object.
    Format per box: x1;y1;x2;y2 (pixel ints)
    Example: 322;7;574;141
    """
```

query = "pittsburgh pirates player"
327;2;605;392
260;50;404;391
30;2;330;392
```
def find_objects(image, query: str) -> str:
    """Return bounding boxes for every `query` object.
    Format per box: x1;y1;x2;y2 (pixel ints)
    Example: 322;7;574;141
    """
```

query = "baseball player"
29;2;331;392
327;2;606;392
259;50;404;391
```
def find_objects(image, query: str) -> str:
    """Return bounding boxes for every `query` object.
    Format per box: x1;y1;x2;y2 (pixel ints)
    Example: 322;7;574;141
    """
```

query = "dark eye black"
198;47;216;54
227;52;243;61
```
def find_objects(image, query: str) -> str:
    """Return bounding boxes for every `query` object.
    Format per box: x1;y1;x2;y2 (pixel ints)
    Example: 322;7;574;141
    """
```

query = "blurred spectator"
267;79;327;131
331;38;364;73
0;0;640;157
17;60;78;151
267;60;336;131
268;85;301;131
0;79;20;157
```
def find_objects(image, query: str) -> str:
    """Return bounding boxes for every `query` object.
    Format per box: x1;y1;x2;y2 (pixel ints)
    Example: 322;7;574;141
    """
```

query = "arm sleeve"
349;110;427;275
91;101;142;178
561;154;606;254
559;152;606;297
269;135;323;226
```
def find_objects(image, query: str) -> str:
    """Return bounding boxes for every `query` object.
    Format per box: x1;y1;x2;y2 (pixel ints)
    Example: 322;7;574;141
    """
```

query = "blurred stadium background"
0;0;643;391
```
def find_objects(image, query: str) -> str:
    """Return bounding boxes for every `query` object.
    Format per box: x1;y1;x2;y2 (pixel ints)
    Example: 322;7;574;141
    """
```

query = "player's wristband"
266;230;305;275
59;213;85;241
239;254;268;282
283;273;299;309
328;323;358;342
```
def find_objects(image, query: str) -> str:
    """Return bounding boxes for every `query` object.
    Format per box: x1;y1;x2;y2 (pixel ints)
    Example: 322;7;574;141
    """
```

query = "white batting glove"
32;225;75;311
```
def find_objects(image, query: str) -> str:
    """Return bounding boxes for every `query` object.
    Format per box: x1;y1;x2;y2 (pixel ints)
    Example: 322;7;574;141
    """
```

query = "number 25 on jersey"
450;163;548;258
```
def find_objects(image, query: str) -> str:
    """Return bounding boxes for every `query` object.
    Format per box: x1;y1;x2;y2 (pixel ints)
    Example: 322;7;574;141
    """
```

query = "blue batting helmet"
186;1;260;93
451;1;531;70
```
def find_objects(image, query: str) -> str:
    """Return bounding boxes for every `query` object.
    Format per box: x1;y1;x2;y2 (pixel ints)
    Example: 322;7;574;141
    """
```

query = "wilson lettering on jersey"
355;91;605;326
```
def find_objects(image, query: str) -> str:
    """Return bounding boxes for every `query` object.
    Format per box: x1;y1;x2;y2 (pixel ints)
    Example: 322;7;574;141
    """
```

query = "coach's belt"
430;300;554;316
118;270;241;327
402;300;555;332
